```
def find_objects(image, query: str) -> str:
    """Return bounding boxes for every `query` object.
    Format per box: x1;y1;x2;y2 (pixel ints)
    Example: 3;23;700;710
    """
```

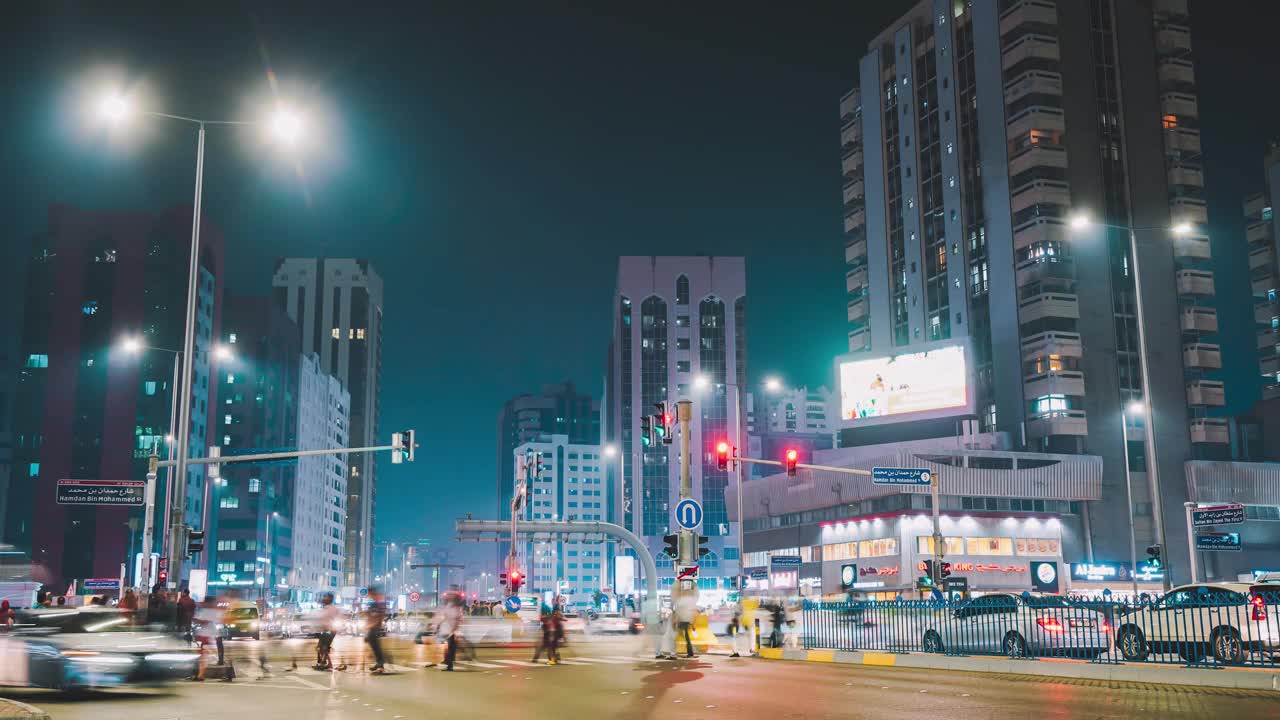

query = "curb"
755;647;1280;692
0;698;51;720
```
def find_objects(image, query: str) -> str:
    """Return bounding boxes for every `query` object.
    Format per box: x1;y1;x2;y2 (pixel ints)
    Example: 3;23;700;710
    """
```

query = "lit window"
1162;114;1178;129
81;301;99;316
224;414;232;425
144;381;157;396
228;333;237;344
249;478;260;493
331;328;341;339
28;463;39;477
356;328;366;340
227;374;235;384
25;354;48;369
223;435;231;445
220;496;239;509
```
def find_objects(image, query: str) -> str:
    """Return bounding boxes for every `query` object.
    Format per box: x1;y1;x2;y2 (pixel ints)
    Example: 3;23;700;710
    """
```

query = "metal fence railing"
799;589;1280;668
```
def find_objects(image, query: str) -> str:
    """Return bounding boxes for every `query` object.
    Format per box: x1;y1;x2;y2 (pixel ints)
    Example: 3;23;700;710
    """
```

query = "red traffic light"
663;414;672;426
784;449;798;476
716;441;731;470
510;570;522;580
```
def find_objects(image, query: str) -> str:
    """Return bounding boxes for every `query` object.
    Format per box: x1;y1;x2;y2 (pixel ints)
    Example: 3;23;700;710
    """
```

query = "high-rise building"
208;297;301;599
293;353;350;599
744;385;837;479
839;0;1214;576
1245;145;1280;401
496;382;599;569
604;256;746;597
272;259;383;589
512;434;608;607
7;204;224;585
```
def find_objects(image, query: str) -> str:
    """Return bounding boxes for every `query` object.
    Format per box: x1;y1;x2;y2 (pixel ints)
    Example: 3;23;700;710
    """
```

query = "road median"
0;698;50;720
756;647;1280;691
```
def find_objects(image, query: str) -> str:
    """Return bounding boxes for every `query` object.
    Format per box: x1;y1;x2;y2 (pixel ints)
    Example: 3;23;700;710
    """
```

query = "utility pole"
931;470;943;590
675;400;697;603
138;453;160;596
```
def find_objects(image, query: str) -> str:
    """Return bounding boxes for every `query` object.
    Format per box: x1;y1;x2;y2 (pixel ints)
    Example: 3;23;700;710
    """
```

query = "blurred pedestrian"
437;596;463;671
365;587;388;673
315;593;339;670
531;603;555;663
193;596;224;680
0;600;14;630
728;604;745;658
769;603;785;648
56;596;66;607
673;591;697;658
176;589;196;641
119;589;138;612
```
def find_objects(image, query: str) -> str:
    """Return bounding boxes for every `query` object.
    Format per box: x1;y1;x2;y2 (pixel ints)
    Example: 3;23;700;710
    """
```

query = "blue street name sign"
769;556;802;568
1196;532;1242;552
504;595;522;613
1191;504;1246;528
871;467;933;486
674;498;703;530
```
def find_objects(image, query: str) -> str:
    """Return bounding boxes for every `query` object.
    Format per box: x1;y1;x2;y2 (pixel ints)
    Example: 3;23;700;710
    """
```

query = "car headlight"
146;653;201;663
250;621;260;629
62;651;135;666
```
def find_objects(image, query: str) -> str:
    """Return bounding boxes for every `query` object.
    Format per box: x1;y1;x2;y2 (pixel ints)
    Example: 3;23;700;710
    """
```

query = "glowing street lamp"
764;376;783;393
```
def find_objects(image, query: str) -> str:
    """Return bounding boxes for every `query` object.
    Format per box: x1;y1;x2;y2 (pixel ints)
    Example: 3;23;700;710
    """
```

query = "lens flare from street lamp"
764;377;783;393
98;93;131;124
121;336;144;354
1068;213;1091;230
269;108;303;146
1171;222;1194;236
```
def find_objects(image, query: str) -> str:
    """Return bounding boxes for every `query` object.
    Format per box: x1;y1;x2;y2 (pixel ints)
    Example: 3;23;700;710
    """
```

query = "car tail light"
1036;617;1065;633
1099;620;1112;633
1251;594;1267;622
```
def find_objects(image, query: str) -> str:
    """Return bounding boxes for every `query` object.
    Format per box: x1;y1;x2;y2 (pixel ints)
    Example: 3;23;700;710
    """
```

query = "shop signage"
851;580;885;590
859;566;900;577
1134;565;1165;583
1031;561;1060;594
840;563;857;589
1191;504;1245;528
915;562;1027;574
769;556;802;568
749;569;769;580
1070;562;1133;582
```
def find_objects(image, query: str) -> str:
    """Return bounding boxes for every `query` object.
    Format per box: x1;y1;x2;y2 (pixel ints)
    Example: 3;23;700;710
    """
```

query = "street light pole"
168;122;206;591
1120;405;1141;599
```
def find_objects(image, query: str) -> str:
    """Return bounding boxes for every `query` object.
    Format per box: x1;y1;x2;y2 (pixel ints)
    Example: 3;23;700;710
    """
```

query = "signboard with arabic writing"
56;479;146;506
1190;504;1245;528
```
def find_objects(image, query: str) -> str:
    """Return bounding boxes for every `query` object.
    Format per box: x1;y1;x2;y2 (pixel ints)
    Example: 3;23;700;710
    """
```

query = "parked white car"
1114;582;1280;664
921;593;1112;659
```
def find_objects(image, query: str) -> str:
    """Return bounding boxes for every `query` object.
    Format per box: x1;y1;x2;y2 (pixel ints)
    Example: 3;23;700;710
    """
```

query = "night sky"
2;1;1275;573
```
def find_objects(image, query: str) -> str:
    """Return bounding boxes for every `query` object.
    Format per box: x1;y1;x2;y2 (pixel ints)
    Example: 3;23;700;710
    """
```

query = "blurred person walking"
673;591;697;658
365;587;389;673
437;596;464;671
176;589;196;641
315;593;339;670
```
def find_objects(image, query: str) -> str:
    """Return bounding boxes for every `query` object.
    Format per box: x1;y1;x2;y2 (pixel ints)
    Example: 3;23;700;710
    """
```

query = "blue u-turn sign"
675;499;703;530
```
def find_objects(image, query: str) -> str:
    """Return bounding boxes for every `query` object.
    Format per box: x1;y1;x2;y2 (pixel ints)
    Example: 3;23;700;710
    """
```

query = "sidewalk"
757;647;1280;692
0;698;49;720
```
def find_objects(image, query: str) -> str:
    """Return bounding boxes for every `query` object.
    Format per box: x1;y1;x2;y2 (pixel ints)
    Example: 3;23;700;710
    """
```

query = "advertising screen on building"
839;344;970;423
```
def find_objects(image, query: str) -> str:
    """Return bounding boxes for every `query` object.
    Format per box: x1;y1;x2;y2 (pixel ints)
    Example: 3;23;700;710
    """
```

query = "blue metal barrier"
801;589;1280;668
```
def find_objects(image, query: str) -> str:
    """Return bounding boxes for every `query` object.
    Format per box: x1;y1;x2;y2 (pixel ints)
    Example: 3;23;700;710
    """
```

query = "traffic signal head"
186;529;205;556
662;533;680;559
716;441;731;470
509;569;523;593
940;561;952;579
697;535;710;558
403;430;416;462
1145;544;1162;567
391;432;405;464
640;416;653;447
785;449;799;476
922;559;935;579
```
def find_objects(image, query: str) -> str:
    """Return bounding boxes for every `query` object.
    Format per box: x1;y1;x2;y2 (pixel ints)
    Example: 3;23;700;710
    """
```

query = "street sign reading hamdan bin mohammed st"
871;467;933;486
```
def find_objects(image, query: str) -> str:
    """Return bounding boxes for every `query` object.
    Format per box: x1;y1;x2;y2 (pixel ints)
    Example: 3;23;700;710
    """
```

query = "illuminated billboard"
839;344;971;424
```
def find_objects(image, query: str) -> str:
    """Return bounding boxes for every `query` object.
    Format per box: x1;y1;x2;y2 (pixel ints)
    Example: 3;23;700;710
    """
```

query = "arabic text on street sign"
1190;504;1246;528
1195;532;1242;552
55;479;146;506
769;556;802;568
871;467;933;486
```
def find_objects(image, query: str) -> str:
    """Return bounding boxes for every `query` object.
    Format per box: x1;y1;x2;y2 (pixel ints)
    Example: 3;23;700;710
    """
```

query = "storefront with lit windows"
730;445;1103;600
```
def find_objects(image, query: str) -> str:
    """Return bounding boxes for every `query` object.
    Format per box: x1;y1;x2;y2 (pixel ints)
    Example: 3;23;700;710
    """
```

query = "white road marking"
289;674;331;691
456;660;505;669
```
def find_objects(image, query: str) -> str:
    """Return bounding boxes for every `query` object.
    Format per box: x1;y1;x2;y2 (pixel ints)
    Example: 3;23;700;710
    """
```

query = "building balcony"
1008;143;1068;178
1010;179;1071;215
1004;70;1062;106
1156;24;1192;55
1019;292;1080;323
1002;34;1060;71
1176;269;1215;296
840;89;860;122
1263;353;1280;378
1021;330;1083;361
1162;92;1199;119
844;207;866;235
1187;380;1226;407
1000;0;1057;37
842;148;863;179
1249;245;1274;271
1007;105;1066;143
1260;329;1278;351
1158;57;1195;87
1183;342;1222;369
1026;410;1088;439
1013;217;1068;252
1168;163;1203;189
1247;220;1271;244
845;236;867;265
1245;193;1268;219
1024;370;1085;398
846;267;868;294
1171;197;1209;225
848;327;871;353
1164;127;1201;156
843;179;865;209
1181;306;1218;333
841;118;862;149
1258;301;1278;325
1154;0;1189;19
847;297;869;322
1015;255;1074;288
1254;275;1276;297
1189;418;1229;445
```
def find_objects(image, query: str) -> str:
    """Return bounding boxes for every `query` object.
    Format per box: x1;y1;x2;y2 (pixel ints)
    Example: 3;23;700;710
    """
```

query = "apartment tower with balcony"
840;0;1215;574
1244;145;1280;400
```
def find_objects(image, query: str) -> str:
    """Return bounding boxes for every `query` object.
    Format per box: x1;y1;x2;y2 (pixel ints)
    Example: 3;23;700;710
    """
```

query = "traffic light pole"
1183;502;1199;583
675;401;697;602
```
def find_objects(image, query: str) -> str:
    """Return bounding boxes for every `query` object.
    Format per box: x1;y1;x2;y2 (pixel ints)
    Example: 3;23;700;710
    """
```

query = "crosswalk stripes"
455;660;506;669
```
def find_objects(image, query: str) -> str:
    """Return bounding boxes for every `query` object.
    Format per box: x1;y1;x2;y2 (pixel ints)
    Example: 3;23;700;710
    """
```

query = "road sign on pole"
1191;504;1246;528
56;479;146;506
676;565;699;581
409;591;421;603
1195;532;1242;552
674;498;703;530
871;467;933;486
504;595;522;614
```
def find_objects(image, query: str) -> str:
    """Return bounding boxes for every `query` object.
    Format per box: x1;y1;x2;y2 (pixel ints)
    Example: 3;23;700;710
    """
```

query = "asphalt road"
7;634;1280;719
